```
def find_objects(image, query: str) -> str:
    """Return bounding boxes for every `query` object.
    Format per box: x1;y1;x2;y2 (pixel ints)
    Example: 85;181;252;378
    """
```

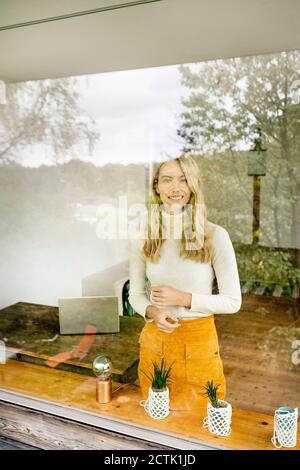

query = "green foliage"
122;280;135;316
178;52;300;156
202;380;222;408
235;243;300;285
142;357;175;390
177;51;300;255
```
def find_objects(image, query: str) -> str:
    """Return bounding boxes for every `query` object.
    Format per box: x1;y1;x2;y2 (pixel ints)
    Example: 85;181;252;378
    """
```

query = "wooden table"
0;301;143;383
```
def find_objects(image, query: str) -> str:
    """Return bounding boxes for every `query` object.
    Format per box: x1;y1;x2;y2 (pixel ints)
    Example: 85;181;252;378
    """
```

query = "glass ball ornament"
92;355;112;380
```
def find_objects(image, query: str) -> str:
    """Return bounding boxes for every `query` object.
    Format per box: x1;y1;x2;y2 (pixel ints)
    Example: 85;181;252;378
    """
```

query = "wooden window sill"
0;360;298;450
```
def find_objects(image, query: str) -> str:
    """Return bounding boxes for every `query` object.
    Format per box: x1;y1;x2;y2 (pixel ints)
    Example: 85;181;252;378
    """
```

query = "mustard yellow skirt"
138;315;226;412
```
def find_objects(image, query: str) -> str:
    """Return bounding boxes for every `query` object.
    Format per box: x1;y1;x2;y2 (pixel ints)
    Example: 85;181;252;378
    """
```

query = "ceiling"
1;0;300;84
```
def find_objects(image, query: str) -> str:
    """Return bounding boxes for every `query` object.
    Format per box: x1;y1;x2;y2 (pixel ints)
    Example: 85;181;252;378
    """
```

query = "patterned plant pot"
271;407;298;448
142;386;170;419
203;400;232;436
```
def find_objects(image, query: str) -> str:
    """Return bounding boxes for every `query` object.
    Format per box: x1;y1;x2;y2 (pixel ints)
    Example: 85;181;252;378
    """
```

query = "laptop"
58;296;120;335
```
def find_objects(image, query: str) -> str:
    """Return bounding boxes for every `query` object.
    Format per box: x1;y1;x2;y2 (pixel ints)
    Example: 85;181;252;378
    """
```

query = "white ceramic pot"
271;407;298;448
144;386;170;419
203;400;232;436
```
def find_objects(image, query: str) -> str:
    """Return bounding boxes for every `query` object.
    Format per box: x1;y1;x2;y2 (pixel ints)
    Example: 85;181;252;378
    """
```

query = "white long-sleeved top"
129;208;242;321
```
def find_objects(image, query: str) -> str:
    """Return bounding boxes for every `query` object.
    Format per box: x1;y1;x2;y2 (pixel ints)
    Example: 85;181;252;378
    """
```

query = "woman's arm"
128;239;181;331
187;225;242;315
128;238;153;321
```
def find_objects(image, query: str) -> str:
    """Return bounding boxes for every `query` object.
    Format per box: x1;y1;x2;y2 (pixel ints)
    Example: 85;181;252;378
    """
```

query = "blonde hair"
143;155;213;263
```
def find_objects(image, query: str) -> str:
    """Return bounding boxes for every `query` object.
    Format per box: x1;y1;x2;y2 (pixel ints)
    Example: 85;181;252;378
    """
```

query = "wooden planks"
0;401;171;450
254;285;266;295
240;282;300;299
215;294;300;416
0;435;39;450
272;285;283;297
292;285;300;299
241;282;252;294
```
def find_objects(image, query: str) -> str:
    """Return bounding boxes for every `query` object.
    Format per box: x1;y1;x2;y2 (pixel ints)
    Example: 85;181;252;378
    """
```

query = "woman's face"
155;160;192;213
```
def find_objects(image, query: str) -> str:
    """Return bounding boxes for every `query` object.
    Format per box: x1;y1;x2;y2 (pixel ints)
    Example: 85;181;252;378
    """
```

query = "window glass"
0;50;299;443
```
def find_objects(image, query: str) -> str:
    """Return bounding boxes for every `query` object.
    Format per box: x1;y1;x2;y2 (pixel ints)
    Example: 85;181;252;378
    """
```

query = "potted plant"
271;406;298;448
140;358;175;419
202;380;232;436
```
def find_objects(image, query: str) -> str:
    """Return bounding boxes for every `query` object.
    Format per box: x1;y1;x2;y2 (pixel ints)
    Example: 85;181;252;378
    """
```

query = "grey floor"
0;436;39;450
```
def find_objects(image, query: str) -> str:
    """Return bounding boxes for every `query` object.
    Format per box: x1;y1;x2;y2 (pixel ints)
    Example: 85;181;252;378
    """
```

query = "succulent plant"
202;379;223;408
142;357;175;390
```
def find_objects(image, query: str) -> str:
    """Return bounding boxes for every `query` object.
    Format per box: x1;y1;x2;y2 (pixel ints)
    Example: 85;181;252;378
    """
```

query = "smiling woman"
156;160;191;212
129;154;242;411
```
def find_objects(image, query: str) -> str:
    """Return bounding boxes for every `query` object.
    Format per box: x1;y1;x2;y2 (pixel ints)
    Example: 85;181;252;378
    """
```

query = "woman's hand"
152;308;181;334
145;305;181;334
151;285;192;308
